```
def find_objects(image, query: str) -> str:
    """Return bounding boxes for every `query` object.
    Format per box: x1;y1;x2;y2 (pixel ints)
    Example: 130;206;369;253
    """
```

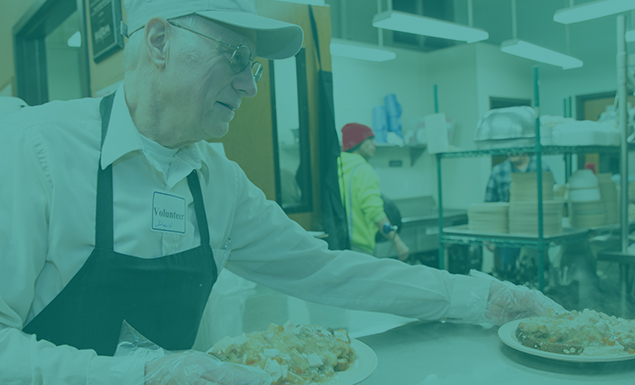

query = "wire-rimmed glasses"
168;21;263;84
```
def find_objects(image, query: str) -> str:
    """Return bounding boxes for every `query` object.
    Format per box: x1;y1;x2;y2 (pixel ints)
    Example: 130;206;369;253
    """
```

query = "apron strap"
187;171;210;245
95;94;116;250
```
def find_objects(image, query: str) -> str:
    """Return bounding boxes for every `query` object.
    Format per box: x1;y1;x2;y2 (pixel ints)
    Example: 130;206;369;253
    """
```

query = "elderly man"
0;1;563;384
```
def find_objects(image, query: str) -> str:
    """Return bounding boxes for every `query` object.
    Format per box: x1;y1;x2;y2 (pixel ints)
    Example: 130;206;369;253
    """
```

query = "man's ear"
144;17;171;69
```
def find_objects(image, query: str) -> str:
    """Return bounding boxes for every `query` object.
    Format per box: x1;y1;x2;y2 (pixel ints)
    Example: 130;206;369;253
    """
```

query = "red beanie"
341;123;374;152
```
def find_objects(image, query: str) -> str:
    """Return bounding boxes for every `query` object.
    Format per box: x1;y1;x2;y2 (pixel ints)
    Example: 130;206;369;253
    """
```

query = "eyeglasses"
168;21;263;84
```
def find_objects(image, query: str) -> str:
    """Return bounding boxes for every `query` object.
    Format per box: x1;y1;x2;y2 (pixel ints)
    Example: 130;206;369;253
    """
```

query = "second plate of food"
498;319;635;363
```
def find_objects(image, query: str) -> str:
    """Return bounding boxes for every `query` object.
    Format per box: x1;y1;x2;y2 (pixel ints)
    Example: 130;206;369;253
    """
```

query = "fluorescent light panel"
274;0;325;4
330;39;396;62
373;10;488;43
554;0;635;24
501;39;583;70
627;30;635;42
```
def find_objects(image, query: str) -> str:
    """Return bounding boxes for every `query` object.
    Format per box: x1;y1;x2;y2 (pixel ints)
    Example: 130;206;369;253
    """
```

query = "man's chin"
204;124;229;142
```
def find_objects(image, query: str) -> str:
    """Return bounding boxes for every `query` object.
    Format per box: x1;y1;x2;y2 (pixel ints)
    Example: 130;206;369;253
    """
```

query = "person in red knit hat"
338;123;410;260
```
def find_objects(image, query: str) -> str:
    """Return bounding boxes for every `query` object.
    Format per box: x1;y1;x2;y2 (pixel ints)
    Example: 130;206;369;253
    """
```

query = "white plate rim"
498;318;635;363
326;339;378;385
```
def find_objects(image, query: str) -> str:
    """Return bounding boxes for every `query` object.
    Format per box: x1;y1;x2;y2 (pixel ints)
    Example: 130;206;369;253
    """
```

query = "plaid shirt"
484;158;550;202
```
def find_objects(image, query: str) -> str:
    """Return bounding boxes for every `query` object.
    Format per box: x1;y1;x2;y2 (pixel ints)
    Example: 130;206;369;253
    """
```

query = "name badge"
152;191;186;234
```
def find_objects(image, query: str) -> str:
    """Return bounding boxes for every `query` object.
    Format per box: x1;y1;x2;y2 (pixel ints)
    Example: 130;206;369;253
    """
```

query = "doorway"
13;0;91;106
575;91;635;173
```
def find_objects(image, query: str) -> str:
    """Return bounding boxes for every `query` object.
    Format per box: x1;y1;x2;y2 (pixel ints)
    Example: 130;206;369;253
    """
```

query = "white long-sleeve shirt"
0;85;491;384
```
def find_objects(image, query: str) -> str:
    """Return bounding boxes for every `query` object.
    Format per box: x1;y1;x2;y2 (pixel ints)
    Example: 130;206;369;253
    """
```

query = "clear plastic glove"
486;280;566;325
113;321;271;385
144;351;272;385
469;270;566;327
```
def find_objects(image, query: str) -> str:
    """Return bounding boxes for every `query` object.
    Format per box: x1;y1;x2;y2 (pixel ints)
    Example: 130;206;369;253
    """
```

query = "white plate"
498;319;635;363
326;339;378;385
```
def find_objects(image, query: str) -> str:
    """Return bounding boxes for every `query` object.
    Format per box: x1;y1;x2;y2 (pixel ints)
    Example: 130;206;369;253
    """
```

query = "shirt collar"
509;157;535;173
100;83;210;175
100;83;144;170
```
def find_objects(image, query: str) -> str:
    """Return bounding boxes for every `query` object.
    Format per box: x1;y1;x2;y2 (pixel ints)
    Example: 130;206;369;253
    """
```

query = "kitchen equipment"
567;169;603;205
474;106;536;142
569;169;599;189
551;120;620;146
568;188;602;202
373;196;467;259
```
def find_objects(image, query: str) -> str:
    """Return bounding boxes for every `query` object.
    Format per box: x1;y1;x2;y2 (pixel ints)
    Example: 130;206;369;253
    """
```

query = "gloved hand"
486;279;566;325
144;350;272;385
469;270;566;327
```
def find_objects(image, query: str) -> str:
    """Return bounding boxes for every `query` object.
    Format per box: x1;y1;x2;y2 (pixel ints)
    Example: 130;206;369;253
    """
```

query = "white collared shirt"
0;84;490;384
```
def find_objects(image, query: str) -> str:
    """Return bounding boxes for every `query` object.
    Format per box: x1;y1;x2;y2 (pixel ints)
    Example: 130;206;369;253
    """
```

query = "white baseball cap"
122;0;304;59
0;97;28;119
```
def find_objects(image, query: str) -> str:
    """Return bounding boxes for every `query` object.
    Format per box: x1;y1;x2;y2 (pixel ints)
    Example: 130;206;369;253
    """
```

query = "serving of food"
499;309;635;362
208;322;375;385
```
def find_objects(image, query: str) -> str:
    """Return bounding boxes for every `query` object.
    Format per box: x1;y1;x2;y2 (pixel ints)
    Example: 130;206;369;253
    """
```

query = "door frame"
13;0;91;105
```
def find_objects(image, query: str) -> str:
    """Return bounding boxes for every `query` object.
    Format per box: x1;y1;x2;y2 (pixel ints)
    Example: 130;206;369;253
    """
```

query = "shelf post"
433;84;439;114
533;66;545;292
617;15;629;256
617;15;630;316
437;152;445;270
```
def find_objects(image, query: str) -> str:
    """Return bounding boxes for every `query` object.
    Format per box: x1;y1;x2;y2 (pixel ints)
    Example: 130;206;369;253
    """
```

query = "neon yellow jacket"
338;152;386;253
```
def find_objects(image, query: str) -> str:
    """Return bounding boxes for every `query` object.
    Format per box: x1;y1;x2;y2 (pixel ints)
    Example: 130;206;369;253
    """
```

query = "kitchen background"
2;0;635;349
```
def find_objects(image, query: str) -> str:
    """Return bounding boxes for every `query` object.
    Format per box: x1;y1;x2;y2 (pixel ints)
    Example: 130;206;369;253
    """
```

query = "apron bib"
22;94;218;356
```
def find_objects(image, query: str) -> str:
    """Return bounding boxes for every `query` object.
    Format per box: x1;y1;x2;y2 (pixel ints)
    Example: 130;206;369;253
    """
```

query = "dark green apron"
22;94;218;356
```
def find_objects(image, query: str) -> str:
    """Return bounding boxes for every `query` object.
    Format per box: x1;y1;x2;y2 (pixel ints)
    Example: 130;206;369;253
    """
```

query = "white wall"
332;47;434;200
475;43;535;120
331;47;430;134
541;63;617;117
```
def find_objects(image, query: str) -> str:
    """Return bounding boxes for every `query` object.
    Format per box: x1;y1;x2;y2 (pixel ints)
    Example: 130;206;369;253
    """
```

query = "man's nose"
234;66;258;98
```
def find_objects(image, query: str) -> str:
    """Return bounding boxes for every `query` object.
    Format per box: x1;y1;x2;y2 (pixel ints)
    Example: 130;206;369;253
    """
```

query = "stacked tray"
468;203;509;233
510;172;554;202
597;173;618;225
569;200;606;228
508;201;564;235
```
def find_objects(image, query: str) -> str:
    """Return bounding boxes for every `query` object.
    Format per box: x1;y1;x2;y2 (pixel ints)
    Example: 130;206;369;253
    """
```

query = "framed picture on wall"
88;0;124;63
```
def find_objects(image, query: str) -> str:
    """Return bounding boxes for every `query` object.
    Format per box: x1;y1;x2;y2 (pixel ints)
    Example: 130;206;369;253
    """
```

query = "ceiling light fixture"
372;0;488;44
501;39;583;69
554;0;635;24
500;0;583;70
273;0;325;5
330;39;396;62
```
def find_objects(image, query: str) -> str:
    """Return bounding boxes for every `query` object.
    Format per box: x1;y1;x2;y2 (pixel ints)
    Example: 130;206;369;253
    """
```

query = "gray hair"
123;14;206;71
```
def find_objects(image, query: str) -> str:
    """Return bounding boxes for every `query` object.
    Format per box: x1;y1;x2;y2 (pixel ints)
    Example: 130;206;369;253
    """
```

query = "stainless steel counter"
374;196;467;258
356;321;635;385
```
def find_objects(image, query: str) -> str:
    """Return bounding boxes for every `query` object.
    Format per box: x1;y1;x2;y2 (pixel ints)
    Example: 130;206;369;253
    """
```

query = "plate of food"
208;322;377;384
498;309;635;362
